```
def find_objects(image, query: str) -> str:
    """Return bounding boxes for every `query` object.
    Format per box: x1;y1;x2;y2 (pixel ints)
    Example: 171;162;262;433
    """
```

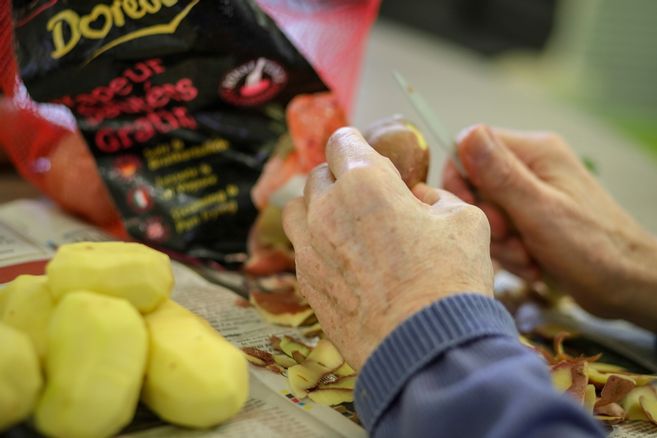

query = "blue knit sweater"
355;294;606;437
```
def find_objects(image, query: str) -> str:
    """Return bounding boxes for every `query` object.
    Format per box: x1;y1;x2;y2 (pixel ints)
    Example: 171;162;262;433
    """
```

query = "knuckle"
339;164;379;185
494;159;517;190
326;126;360;153
540;131;566;147
464;204;488;225
457;205;491;234
537;131;572;156
310;162;330;177
336;167;390;208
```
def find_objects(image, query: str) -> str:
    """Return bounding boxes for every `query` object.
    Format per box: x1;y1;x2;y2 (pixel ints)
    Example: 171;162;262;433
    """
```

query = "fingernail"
467;125;496;168
456;124;478;144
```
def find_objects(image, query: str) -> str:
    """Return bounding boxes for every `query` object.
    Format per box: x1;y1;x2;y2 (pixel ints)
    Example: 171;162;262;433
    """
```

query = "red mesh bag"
258;0;380;114
0;0;379;262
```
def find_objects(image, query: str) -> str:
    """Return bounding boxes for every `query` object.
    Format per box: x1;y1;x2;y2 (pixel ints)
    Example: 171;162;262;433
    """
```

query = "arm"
283;127;608;436
356;294;605;438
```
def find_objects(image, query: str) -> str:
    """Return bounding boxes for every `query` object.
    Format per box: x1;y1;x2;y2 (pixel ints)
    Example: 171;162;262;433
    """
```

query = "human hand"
443;125;657;330
283;128;493;369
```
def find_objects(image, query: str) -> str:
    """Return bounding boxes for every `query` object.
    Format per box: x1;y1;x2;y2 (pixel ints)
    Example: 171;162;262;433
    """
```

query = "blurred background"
376;0;657;154
353;0;657;232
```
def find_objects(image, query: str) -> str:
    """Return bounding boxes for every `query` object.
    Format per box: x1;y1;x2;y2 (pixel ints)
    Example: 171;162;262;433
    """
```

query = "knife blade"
393;71;467;177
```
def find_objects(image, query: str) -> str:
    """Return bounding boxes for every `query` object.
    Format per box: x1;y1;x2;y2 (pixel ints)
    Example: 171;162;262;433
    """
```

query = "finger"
441;160;476;204
497;261;542;283
295;270;336;317
412;183;441;205
325;127;388;179
478;201;510;241
304;163;335;208
282;197;310;250
455;124;545;218
491;127;568;161
491;236;532;266
433;188;468;209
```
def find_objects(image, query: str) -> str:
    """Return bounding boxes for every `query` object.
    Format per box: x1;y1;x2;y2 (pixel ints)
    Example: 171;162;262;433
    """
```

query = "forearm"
355;294;605;438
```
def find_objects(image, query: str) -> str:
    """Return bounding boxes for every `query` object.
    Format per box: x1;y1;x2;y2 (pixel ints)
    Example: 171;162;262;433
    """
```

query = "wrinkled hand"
283;128;493;369
443;125;657;330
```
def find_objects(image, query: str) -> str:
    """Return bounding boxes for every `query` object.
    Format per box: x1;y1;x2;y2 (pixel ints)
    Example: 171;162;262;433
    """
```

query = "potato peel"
596;374;635;408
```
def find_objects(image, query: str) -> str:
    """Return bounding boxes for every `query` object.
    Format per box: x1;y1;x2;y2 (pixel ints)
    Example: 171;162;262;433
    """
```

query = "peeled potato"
35;291;148;438
46;242;173;313
142;300;248;428
364;114;430;188
1;275;54;361
0;323;43;431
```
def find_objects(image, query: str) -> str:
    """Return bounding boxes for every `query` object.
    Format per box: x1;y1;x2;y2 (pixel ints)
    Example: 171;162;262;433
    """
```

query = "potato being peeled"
363;114;430;188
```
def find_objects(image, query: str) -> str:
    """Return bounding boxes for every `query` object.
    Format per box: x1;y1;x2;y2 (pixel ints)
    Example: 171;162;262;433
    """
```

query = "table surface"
2;19;656;233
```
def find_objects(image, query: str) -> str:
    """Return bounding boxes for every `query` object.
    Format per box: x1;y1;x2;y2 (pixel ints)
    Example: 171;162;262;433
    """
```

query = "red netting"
0;0;379;235
258;0;381;115
0;0;16;97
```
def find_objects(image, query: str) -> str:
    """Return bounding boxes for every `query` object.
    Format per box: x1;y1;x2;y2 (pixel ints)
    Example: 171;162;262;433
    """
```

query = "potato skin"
0;323;43;431
142;300;249;428
363;114;430;188
35;291;148;438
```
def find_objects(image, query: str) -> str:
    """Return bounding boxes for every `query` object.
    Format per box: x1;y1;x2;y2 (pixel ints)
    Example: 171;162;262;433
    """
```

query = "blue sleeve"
354;294;606;438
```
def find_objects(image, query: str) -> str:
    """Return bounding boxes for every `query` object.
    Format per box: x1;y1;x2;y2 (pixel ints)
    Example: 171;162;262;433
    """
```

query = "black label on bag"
13;0;328;262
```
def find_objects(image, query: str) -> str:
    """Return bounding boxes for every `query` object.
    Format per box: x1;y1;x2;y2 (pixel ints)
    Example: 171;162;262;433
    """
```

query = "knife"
392;71;467;177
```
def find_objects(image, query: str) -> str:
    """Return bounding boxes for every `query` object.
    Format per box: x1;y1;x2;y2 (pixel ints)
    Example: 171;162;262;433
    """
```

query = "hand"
443;125;657;331
283;127;494;369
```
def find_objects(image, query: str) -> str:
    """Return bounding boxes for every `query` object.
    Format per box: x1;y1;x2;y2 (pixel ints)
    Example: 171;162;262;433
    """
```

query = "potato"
43;132;121;227
142;300;248;428
35;291;148;438
363;114;430;188
46;242;173;313
1;275;54;361
0;323;43;431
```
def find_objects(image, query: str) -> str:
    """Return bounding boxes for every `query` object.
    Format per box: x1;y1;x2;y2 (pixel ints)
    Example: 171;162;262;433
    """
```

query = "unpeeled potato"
364;114;430;188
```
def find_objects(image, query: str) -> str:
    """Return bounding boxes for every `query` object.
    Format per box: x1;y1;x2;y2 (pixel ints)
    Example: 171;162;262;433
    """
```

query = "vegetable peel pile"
522;332;657;425
243;336;357;408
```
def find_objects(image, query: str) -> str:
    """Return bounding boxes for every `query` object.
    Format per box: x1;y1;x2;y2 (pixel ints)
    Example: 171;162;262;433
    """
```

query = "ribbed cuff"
354;293;518;432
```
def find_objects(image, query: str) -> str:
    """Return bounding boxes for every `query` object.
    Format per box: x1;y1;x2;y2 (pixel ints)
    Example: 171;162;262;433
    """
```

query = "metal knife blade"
393;71;467;177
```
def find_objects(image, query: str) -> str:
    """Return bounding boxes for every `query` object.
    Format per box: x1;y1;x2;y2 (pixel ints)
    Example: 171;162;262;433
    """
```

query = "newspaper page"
0;199;365;437
610;421;657;437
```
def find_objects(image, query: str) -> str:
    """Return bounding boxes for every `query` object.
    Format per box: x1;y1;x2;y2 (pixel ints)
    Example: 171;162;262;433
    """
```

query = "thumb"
412;183;469;213
457;124;544;217
412;183;441;205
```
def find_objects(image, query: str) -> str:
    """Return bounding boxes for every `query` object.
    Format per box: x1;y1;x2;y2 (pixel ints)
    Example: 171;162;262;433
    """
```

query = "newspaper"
0;199;364;438
2;198;657;437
